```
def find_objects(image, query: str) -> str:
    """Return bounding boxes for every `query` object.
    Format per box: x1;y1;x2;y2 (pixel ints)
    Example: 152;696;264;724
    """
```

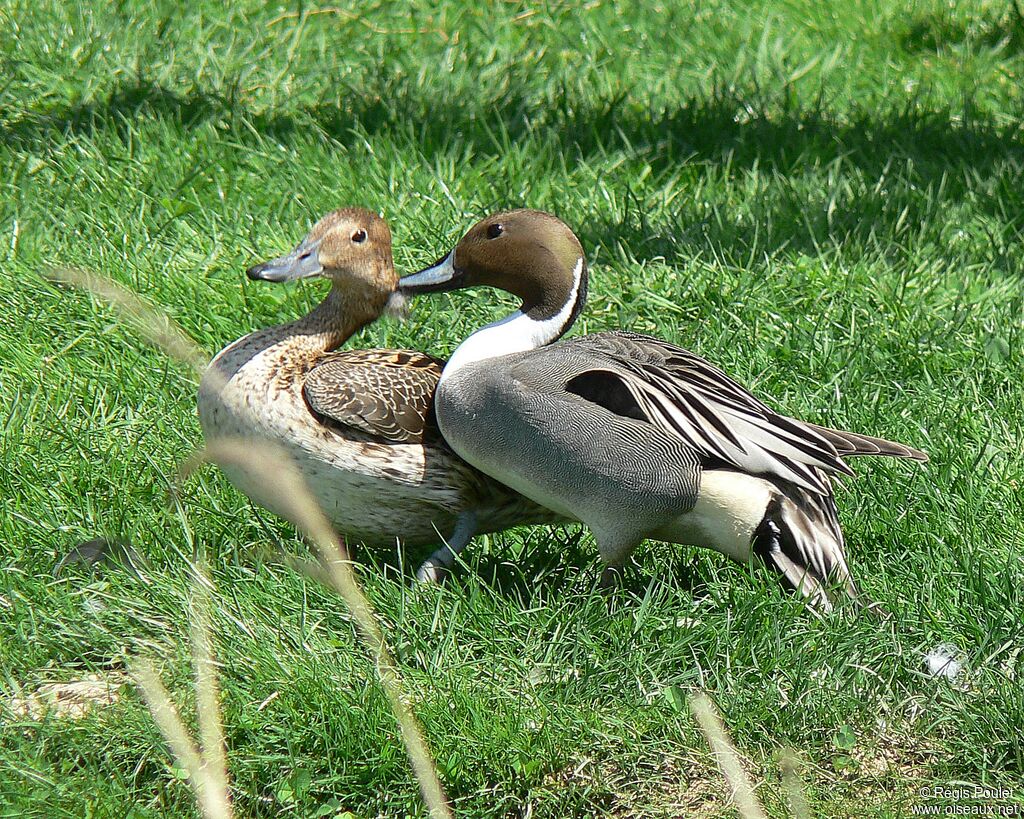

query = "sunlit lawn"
2;1;1023;816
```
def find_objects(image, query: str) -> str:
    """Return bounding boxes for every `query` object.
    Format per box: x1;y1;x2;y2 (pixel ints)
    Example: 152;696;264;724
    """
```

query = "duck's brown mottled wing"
303;349;444;443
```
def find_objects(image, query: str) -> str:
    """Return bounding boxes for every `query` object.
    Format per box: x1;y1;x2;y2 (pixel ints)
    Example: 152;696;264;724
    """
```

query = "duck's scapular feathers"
303;349;445;444
198;208;561;580
398;209;928;611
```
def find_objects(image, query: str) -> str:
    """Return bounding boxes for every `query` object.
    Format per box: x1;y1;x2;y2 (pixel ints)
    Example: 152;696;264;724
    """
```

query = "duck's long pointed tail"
803;422;928;462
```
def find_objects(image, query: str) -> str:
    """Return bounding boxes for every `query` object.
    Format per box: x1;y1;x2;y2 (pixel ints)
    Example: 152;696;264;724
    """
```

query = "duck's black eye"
486;222;504;239
352;229;367;243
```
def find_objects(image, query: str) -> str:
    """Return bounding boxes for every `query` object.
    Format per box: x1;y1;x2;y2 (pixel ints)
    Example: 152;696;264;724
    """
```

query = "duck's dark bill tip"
246;262;286;281
247;243;324;282
398;253;462;294
246;262;315;282
246;260;323;282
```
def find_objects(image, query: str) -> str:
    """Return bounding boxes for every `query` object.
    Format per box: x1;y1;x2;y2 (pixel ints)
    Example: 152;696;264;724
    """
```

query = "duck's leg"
596;533;641;588
415;510;477;583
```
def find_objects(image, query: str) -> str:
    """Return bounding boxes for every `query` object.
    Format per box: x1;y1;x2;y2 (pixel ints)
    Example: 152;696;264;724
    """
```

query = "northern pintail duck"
198;208;561;579
398;210;928;610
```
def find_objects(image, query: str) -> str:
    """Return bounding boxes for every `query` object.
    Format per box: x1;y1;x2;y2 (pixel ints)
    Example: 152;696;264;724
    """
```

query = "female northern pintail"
198;208;561;579
398;209;928;610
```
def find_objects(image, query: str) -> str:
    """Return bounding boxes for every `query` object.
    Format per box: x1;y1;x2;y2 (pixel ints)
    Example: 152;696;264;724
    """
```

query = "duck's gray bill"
247;239;323;282
398;251;460;294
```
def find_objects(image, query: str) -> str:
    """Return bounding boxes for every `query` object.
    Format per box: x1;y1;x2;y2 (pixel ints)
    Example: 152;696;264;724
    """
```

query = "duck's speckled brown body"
198;208;560;565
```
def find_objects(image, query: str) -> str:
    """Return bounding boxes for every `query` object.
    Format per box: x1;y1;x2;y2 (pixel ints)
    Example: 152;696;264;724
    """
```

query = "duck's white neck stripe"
440;256;584;385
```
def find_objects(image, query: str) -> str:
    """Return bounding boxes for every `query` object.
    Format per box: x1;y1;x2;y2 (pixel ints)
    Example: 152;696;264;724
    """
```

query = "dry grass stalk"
133;567;231;818
690;692;767;819
183;439;453;819
45;266;210;377
55;267;451;818
190;578;230;807
134;662;232;819
779;748;814;819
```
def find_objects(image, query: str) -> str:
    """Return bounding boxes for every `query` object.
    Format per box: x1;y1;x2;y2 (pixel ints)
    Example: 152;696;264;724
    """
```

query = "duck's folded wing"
556;332;853;495
589;333;930;462
303;350;444;443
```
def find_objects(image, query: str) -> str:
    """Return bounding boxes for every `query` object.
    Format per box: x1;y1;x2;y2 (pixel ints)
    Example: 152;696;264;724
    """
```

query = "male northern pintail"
198;208;562;579
398;209;927;610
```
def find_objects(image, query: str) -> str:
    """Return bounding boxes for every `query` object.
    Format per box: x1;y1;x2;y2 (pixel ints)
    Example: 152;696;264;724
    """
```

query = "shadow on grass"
900;4;1024;57
9;75;1023;179
347;525;592;602
9;66;1024;274
347;523;713;606
9;71;1024;272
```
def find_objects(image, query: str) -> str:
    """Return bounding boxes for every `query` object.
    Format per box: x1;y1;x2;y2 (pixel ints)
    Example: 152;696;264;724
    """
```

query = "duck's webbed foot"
598;564;627;589
415;510;478;583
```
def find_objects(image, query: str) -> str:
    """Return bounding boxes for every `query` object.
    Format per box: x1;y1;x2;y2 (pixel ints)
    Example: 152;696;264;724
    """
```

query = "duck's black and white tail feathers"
751;478;879;614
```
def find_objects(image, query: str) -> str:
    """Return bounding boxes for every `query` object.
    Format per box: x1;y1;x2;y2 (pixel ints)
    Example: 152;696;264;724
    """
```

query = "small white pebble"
925;643;963;681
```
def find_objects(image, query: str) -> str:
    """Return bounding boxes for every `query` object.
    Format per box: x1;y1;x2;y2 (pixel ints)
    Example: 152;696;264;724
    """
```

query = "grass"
2;0;1023;815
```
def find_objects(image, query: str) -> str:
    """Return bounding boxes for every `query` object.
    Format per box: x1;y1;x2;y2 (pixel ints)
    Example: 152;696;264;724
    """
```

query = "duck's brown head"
247;207;396;314
399;209;588;329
